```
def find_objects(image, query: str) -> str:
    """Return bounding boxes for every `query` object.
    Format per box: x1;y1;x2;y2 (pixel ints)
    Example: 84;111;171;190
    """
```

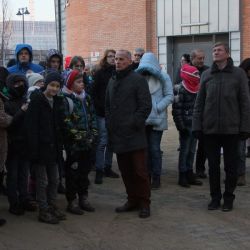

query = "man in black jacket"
105;50;152;218
192;42;250;212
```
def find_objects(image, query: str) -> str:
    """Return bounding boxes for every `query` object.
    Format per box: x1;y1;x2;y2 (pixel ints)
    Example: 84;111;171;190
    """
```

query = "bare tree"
0;0;12;66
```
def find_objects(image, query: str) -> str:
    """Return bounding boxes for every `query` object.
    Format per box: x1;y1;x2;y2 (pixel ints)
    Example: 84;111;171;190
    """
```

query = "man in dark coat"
192;42;250;212
105;50;152;218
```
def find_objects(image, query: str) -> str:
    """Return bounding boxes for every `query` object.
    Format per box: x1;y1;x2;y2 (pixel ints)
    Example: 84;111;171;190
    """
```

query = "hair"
117;50;132;60
69;56;85;69
181;53;191;63
134;48;145;54
190;49;205;61
239;58;250;73
99;49;116;68
213;42;230;53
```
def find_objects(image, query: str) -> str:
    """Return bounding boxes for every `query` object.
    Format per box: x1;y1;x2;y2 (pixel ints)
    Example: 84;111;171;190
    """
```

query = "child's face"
34;80;45;88
72;78;84;94
45;81;60;97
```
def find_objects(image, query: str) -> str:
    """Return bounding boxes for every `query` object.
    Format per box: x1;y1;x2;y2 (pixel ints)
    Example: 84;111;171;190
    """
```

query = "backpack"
65;96;74;115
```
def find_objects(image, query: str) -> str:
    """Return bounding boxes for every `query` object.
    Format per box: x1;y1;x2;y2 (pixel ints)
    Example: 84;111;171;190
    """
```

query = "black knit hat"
44;72;63;88
6;73;27;88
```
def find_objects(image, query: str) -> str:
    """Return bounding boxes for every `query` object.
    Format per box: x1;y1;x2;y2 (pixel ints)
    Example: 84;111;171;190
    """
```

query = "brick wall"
241;0;250;59
66;0;157;60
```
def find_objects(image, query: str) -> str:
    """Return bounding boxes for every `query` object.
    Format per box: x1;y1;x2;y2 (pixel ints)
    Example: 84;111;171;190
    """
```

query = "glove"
239;132;250;140
192;130;202;139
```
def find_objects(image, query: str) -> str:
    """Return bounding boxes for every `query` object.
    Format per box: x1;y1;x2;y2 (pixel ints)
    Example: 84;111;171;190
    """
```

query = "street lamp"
16;7;30;44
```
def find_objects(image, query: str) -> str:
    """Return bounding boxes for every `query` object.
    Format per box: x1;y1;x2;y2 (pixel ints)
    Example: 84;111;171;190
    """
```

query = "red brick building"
65;0;157;61
241;0;250;59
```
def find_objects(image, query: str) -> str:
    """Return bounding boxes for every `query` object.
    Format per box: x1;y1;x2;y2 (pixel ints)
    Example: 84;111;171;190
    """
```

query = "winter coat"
192;58;250;134
92;65;115;117
136;52;173;131
0;96;12;171
25;91;65;164
62;87;98;153
105;67;152;154
7;44;44;75
172;84;197;131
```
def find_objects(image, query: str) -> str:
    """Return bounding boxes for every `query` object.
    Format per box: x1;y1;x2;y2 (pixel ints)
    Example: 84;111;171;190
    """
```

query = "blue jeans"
146;127;163;178
238;139;246;176
178;129;197;173
95;116;113;171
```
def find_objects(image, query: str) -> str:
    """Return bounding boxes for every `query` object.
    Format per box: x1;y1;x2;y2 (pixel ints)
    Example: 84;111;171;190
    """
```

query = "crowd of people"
0;42;250;226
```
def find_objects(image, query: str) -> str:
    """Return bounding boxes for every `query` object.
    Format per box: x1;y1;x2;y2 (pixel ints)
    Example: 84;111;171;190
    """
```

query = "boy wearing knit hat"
62;70;98;215
172;64;203;188
25;72;66;224
26;73;44;98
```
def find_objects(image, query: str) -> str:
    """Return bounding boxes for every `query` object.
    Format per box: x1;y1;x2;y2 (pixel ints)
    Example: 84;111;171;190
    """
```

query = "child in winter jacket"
172;64;202;188
62;70;98;215
25;72;66;224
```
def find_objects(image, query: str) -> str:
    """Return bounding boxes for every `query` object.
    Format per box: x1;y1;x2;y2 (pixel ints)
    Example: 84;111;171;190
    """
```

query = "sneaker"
115;202;139;213
208;200;221;210
9;204;25;216
222;201;233;212
104;166;120;178
79;196;95;212
67;200;84;215
49;204;66;220
139;207;150;218
39;208;59;224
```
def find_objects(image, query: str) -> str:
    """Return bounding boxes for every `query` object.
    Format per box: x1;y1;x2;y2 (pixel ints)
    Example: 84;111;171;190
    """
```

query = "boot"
49;204;66;221
104;165;119;178
151;176;161;190
38;208;59;224
0;218;6;226
67;200;84;215
178;172;190;188
186;170;203;186
95;170;103;184
237;174;246;186
79;195;95;212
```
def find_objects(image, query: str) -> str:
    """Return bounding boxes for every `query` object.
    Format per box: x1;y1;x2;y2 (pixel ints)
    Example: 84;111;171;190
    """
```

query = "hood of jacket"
15;44;33;63
136;52;166;83
46;49;63;69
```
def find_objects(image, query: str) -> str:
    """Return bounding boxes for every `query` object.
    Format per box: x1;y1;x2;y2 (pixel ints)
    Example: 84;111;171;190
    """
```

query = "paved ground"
0;116;250;250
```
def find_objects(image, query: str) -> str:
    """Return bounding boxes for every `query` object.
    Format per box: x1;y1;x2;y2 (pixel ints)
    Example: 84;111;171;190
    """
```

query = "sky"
7;0;55;21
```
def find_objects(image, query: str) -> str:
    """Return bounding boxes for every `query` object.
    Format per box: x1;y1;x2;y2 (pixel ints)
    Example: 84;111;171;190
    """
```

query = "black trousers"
65;150;91;202
204;134;239;202
195;135;207;173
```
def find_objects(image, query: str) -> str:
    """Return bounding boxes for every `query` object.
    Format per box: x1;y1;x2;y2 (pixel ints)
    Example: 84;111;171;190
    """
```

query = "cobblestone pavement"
0;116;250;250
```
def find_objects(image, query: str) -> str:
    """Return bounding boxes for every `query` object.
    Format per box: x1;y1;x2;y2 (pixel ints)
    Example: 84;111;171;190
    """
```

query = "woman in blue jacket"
136;52;174;189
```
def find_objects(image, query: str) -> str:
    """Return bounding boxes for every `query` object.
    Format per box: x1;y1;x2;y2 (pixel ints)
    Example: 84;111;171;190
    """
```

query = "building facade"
64;0;157;62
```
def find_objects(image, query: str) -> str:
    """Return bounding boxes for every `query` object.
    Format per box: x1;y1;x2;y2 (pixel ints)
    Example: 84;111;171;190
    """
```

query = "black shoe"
9;204;25;215
0;218;6;226
187;170;203;186
208;200;221;210
222;201;233;212
95;170;103;184
115;202;138;213
151;178;160;190
57;182;66;194
178;172;190;188
196;171;207;179
139;207;150;218
104;166;120;178
67;200;84;215
79;196;95;212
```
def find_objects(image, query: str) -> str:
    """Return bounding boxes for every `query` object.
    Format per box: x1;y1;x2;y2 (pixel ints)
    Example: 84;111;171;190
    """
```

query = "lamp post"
16;7;30;44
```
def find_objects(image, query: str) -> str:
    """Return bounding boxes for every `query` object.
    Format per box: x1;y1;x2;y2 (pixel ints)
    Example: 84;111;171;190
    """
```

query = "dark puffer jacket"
192;58;250;134
25;91;65;164
172;84;197;131
105;67;152;154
